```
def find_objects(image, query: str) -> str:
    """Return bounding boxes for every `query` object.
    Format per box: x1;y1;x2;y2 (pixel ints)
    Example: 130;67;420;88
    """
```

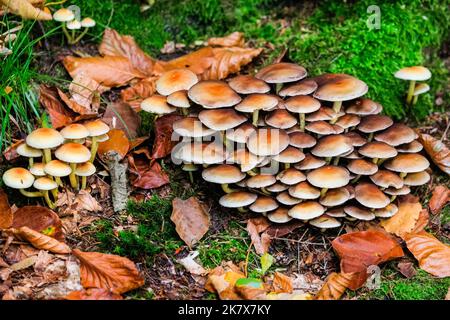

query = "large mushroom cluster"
2;120;110;209
144;63;430;230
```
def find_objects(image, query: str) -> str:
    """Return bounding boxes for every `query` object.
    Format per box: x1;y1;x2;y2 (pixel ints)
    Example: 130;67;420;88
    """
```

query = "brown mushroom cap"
188;80;241;109
17;143;42;158
173;117;215;138
247;128;290;157
344;205;376;220
288;201;325;220
285;95;321;114
55;143;91;164
306;107;342;121
60;124;90;140
288;181;320;200
272;146;305;164
294;154;326;170
358;141;398;159
305;121;337;135
355;183;390;209
394;66;431;81
235;94;279;113
307;165;350;189
311;135;353;158
265;109;297;129
397;140;423;153
319;187;350;207
199;108;247;131
413;83;430;95
374;203;399;218
347;159;378;175
276;191;302;205
227;149;261;172
335;114;361;129
268;207;293;223
289;132;316;149
250;196;279;213
276;168;306;185
404;171;430;186
226;123;256;144
384;154;430;173
313;75;368;102
26;128;64;149
3;167;35;189
309;215;341;229
219;191;257;208
255;62;307;83
357;115;393;133
44;160;72;177
75;162;96;177
384;185;411;196
174;142;227;164
369;170;404;189
374;124;416;146
156;69;198;96
344;132;367;147
266;182;289;193
246;174;276;188
346;98;379;115
53;8;75;22
167;90;191;108
279;79;318;97
141;95;176;114
326;207;346;218
202;164;245;184
33;177;58;191
342;150;361;160
30;163;46;177
228;75;270;94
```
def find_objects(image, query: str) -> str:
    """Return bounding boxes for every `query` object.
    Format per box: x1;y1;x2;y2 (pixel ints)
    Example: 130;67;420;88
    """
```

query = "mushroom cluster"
53;8;96;45
2;120;109;208
140;63;430;230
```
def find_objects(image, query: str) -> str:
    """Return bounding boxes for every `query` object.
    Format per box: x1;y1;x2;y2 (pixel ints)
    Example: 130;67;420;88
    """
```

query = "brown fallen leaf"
404;231;450;278
2;139;24;162
171;197;210;248
64;288;123;300
0;189;12;229
9;255;37;271
72;249;144;294
265;220;303;238
205;262;245;300
14;227;71;254
380;200;422;237
152;114;183;159
207;32;245;47
65;73;105;114
419;133;450;176
271;272;293;294
315;272;357;300
0;0;52;20
397;261;417;278
72;190;102;213
429;185;450;215
97;129;130;162
120;76;158;111
246;216;271;255
39;85;77;129
128;154;169;189
410;209;429;234
161;47;215;76
102;102;141;139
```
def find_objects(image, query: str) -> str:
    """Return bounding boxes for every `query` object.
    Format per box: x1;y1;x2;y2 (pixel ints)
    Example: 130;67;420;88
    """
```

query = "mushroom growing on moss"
394;66;431;105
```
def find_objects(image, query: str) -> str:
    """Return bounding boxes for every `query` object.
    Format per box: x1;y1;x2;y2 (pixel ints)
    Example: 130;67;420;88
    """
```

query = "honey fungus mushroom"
26;128;64;164
394;66;431;105
55;143;91;189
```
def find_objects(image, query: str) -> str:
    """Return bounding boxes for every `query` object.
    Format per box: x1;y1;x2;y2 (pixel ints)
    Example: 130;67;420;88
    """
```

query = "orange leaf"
72;249;145;294
127;155;169;189
39;85;77;129
271;272;293;294
380;200;422;237
410;209;430;234
1;0;52;20
205;262;245;300
246;217;271;255
120;77;158;111
161;47;215;76
0;189;12;229
64;288;123;300
429;185;450;215
97;129;130;162
207;32;245;47
404;231;450;278
419;133;450;176
171;197;210;248
14;226;71;254
315;272;357;300
102;102;141;139
151;114;183;159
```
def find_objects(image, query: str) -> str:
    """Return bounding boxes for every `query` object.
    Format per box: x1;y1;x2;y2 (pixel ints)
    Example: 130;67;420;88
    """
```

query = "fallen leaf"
265;291;312;300
151;114;183;159
161;47;215;76
410;209;429;234
102;102;141;139
14;227;71;254
265;220;303;238
429;185;450;215
419;133;450;176
404;231;450;278
120;76;158;111
207;32;245;47
397;261;417;278
0;0;52;20
39;85;77;129
171;197;210;248
234;278;266;300
129;136;149;150
72;190;102;213
2;139;24;162
64;288;123;300
128;155;169;189
0;189;12;229
315;272;357;300
97;129;130;162
246;217;271;255
177;251;207;276
272;272;293;294
9;255;37;271
205;262;245;300
72;249;145;294
260;253;273;275
380;200;422;237
65;73;104;114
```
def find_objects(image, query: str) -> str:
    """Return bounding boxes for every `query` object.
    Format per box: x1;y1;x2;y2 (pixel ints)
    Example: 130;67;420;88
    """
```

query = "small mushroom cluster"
2;120;110;209
53;8;96;45
141;63;430;230
394;66;431;106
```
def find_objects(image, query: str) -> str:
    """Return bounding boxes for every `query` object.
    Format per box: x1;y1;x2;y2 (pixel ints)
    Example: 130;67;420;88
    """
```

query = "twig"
244;239;253;277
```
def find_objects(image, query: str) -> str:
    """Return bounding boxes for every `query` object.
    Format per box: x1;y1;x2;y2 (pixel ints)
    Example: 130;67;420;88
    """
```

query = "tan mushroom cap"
44;160;72;177
369;170;404;189
167;90;191;108
219;191;257;208
294;154;326;170
75;162;96;177
228;75;270;94
285;95;321;114
26;128;64;149
358;141;398;159
246;174;276;188
384;185;411;196
326;207;346;218
226;123;256;144
60;124;90;140
235;94;279;113
374;203;399;218
66;20;81;30
347;159;378;175
202;164;245;184
404;171;430;186
188;80;241;109
288;201;325;220
357;115;393;133
141;95;176;114
343;150;361;160
156;69;198;96
384;153;430;173
397;140;423;153
279;79;318;97
250;196;279;213
3;168;35;189
394;66;431;81
413;83;430;95
344;205;376;220
306;107;342;121
96;134;109;143
273;146;305;164
33;177;58;191
265;109;297;129
174;142;227;164
173;117;215;138
344;132;367;147
355;183;390;209
53;8;75;22
30;163;46;176
277;168;306;185
335;114;361;129
319;187;350;207
311;135;353;158
346;98;378;115
17;143;42;158
307;166;350;189
313;75;368;102
266;182;289;193
255;62;307;83
247;128;290;157
309;215;341;229
84;119;110;137
80;17;96;28
289;132;316;149
228;149;261;172
268;207;293;223
55;143;91;164
276;191;302;205
199;108;246;131
374;124;416;146
288;181;320;200
305;121;337;135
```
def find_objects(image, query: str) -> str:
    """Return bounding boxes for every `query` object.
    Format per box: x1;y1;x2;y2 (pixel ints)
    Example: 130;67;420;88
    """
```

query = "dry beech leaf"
410;209;429;234
397;261;417;279
0;0;52;20
14;226;71;254
72;190;102;213
315;272;357;300
271;272;293;294
0;189;12;229
120;77;158;111
2;139;24;162
207;32;245;47
102;102;141;139
161;47;215;76
39;85;77;129
127;155;169;189
152;114;183;159
404;231;450;278
380;200;422;237
429;185;450;215
419;133;450;176
72;249;145;294
63;56;146;89
265;220;303;238
97;129;130;162
205;262;245;300
66;73;105;114
246;216;271;255
65;288;123;300
171;197;210;248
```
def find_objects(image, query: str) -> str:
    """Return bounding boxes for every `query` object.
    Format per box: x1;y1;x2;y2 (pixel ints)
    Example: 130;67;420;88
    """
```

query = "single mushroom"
384;153;430;179
319;187;350;207
29;163;46;177
246;174;276;195
246;128;290;157
255;62;307;93
358;141;398;165
188;80;241;109
266;182;289;193
84;119;110;162
141;95;177;118
44;160;72;187
394;66;431;105
235;93;279;126
276;191;302;206
60;123;90;143
53;8;75;43
265;109;298;130
344;205;376;221
285;95;321;131
346;98;379;116
33;177;58;209
412;83;430;105
66;20;81;44
17;143;42;167
354;183;390;209
198;108;247;145
167;90;191;114
307;165;350;197
347;159;378;183
26;128;64;164
309;215;341;230
272;146;305;169
279;79;318;97
294;154;326;171
288;201;325;221
357;114;393;141
225;123;256;145
55;143;91;189
227;149;262;174
2;167;40;198
201;164;245;193
268;207;293;223
249;196;279;215
403;171;430;186
228;75;270;94
156;69;198;96
276;168;306;185
369;170;404;189
75;162;96;190
219;191;258;213
374;203;399;218
288;181;320;200
311;134;353;165
288;131;316;150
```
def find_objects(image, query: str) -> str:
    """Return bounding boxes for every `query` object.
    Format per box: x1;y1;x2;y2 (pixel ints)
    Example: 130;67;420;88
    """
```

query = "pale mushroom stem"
187;172;194;184
55;177;63;186
89;136;99;163
399;172;407;179
246;170;257;176
252;110;259;126
351;175;361;183
181;108;189;116
406;80;416;105
372;157;379;164
69;163;79;189
43;191;56;209
367;132;374;142
412;95;419;105
299;113;306;131
28;158;34;168
20;189;43;197
332;157;340;165
237;207;248;213
221;184;236;193
72;28;89;44
332;101;342;113
261;188;271;195
62;23;73;43
320;188;328;197
325;157;332;164
390;195;397;202
43;149;52;164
